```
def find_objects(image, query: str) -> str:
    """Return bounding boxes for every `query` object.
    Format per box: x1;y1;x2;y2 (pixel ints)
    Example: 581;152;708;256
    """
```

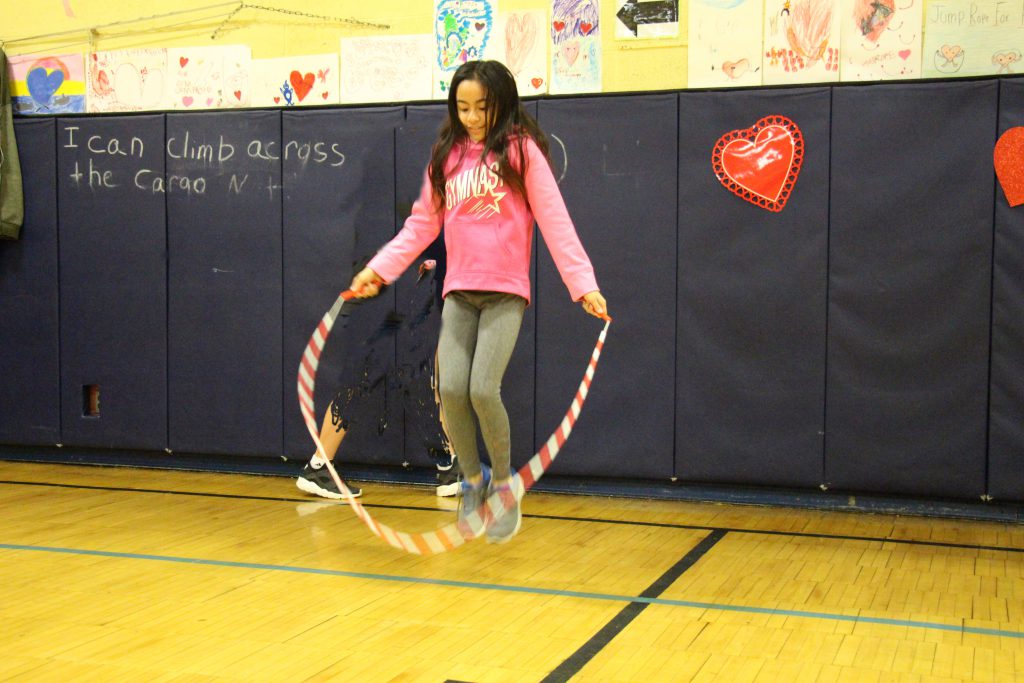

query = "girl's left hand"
580;291;608;319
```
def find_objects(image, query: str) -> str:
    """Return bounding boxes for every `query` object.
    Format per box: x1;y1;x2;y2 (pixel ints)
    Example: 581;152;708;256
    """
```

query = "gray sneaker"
485;476;523;544
456;464;490;537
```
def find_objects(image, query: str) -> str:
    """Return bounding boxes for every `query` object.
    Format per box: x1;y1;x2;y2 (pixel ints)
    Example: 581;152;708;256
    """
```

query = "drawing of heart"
206;97;214;106
274;96;281;104
994;126;1024;206
580;21;594;35
505;13;538;75
321;91;328;99
289;71;315;101
475;22;486;30
234;90;242;100
553;20;566;32
26;67;65;105
180;56;189;68
182;96;194;107
722;59;749;80
712;116;804;212
561;42;580;67
530;77;544;89
940;44;963;61
898;49;911;60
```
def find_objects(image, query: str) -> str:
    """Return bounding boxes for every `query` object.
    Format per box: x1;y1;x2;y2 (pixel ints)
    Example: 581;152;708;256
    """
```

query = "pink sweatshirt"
367;136;598;305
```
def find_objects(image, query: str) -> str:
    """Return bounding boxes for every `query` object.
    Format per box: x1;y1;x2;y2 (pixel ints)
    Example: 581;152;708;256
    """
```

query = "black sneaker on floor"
296;464;362;499
436;463;460;497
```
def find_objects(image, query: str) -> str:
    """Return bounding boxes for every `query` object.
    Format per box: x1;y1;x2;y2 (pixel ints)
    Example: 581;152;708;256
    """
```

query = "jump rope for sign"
298;288;611;555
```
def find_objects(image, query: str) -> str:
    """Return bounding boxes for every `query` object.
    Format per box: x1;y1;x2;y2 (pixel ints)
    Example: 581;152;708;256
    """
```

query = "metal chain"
212;2;389;38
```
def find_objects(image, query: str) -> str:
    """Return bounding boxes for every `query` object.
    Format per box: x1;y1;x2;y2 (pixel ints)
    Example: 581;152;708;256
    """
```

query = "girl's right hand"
350;267;384;298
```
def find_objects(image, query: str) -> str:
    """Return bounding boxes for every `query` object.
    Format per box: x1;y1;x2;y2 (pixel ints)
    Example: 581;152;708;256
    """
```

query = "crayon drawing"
550;0;601;94
688;0;764;88
922;0;1024;78
840;0;923;80
9;52;86;115
433;0;496;99
166;45;251;110
340;35;434;104
87;48;167;113
251;54;339;108
762;0;841;84
495;10;548;95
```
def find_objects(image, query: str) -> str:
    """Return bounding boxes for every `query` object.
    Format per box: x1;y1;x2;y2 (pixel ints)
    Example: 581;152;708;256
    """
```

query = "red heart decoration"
273;96;280;104
994;126;1024;206
580;21;594;34
290;70;315;102
553;20;566;32
530;77;544;89
179;56;189;68
321;91;328;99
234;90;242;100
711;115;804;212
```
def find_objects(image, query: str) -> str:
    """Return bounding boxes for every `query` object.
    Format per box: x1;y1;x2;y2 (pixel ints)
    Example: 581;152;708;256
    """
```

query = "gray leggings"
437;290;526;482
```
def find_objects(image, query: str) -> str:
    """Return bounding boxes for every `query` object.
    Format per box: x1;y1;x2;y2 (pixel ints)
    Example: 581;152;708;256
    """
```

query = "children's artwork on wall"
87;48;167;113
688;0;764;88
711;115;804;212
433;0;496;99
166;46;251;110
250;54;339;107
615;0;679;39
340;35;434;104
762;0;840;84
840;0;923;80
550;0;602;94
922;0;1024;78
9;52;86;115
495;10;548;95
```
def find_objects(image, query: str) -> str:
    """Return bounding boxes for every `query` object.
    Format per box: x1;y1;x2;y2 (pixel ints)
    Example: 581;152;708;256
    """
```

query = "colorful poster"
87;48;167;113
840;0;924;80
495;10;549;96
550;0;602;94
340;35;434;104
165;45;251;110
8;52;86;115
433;0;497;99
250;54;339;107
614;0;679;39
922;0;1024;78
688;0;764;88
762;0;841;84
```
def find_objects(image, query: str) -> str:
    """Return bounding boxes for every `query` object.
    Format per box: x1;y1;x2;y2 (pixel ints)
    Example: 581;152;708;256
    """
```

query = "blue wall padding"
0;119;59;445
281;107;405;465
536;95;677;479
989;79;1024;501
56;115;168;449
826;81;997;497
676;88;830;488
166;111;282;456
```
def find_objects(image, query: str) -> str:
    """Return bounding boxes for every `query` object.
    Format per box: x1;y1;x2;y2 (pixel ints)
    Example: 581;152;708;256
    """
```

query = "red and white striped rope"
298;289;610;555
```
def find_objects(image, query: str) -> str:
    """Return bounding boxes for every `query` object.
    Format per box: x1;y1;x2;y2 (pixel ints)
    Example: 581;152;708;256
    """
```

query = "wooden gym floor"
1;460;1022;682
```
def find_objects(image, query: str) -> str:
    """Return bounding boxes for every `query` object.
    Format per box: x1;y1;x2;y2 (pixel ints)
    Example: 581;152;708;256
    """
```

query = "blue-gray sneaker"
456;464;490;537
485;475;523;544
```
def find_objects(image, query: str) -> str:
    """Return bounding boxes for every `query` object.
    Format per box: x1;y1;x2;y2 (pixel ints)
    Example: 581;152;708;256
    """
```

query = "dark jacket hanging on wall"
0;48;24;240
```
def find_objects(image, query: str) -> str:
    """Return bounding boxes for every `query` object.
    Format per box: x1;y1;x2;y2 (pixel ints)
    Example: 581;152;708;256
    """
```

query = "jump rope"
297;285;611;555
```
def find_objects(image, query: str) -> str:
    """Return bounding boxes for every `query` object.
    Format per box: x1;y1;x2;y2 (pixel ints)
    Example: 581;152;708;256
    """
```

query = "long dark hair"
428;60;551;210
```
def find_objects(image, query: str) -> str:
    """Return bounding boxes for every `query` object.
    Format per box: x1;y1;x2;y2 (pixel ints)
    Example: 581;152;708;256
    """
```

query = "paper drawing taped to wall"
433;0;495;99
9;53;86;115
87;48;167;113
922;0;1024;78
840;0;923;80
550;0;602;94
688;0;764;88
762;0;841;84
496;10;548;95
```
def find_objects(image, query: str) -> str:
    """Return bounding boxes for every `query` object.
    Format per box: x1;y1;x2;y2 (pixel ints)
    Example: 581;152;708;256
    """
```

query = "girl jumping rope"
350;60;608;543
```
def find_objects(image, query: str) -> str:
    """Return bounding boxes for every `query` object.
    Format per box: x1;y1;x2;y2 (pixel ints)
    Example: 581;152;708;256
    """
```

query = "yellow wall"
0;0;688;93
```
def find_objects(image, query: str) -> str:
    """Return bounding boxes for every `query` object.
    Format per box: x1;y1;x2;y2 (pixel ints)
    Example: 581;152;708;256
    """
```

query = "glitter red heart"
711;115;804;212
994;126;1024;207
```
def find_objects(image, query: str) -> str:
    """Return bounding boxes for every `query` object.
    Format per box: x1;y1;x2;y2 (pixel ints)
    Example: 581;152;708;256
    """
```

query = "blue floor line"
3;542;1021;640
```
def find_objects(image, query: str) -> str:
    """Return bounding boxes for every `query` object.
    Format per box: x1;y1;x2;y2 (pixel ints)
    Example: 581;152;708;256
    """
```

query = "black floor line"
2;479;1022;554
540;530;728;683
